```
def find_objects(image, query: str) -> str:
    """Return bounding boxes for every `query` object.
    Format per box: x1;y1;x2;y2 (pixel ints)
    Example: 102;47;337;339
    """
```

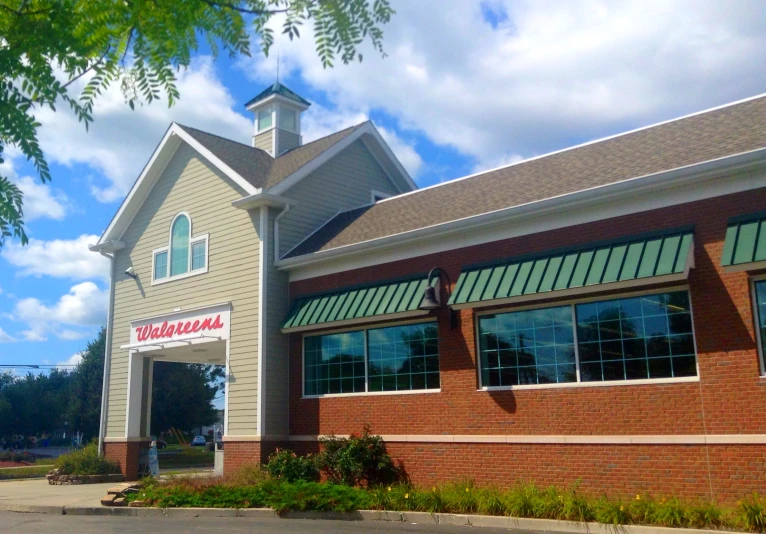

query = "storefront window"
576;291;696;381
754;280;766;374
477;290;698;388
478;306;576;387
303;322;440;397
367;323;440;392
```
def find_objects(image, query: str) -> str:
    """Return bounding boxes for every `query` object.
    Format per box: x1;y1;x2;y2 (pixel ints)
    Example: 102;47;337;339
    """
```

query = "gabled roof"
95;120;415;246
245;82;311;108
284;94;766;260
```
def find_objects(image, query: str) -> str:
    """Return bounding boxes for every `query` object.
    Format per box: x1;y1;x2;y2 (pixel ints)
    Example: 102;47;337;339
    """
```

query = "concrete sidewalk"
0;478;108;511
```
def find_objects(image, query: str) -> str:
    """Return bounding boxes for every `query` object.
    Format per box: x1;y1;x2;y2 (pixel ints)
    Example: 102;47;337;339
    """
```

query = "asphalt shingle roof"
177;122;365;191
285;96;766;259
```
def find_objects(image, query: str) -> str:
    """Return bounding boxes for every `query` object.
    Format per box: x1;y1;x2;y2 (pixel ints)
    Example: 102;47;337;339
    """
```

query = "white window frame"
256;106;274;133
301;318;441;399
151;212;209;285
750;274;766;377
277;105;298;133
474;285;701;391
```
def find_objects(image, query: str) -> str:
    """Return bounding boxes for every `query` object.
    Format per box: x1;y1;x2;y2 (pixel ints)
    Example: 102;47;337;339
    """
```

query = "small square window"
154;251;168;280
279;107;296;131
192;240;206;271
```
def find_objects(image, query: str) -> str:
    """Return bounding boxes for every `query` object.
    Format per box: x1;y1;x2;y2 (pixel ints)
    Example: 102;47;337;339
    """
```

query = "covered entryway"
116;303;231;479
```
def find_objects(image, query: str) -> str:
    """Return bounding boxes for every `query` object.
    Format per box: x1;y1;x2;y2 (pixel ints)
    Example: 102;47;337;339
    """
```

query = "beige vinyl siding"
277;129;301;156
106;142;261;438
254;129;273;153
262;209;291;436
277;140;400;257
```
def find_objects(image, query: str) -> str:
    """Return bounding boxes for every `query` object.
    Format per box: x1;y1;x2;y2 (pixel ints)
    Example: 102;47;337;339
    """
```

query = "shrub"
266;449;319;483
54;443;120;475
317;425;399;486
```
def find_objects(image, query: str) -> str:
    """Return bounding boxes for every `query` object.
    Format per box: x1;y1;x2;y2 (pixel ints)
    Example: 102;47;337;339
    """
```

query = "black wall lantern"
418;267;458;329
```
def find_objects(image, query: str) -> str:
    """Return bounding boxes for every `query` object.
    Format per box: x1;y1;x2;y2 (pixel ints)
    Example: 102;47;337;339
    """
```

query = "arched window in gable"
152;212;208;283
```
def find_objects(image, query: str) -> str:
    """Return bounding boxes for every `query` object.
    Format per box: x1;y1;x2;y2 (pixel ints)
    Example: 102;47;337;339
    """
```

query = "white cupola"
245;82;311;157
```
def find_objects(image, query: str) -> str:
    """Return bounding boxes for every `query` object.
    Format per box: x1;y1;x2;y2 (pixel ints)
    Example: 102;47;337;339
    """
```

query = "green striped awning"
448;229;694;308
721;212;766;268
282;276;436;332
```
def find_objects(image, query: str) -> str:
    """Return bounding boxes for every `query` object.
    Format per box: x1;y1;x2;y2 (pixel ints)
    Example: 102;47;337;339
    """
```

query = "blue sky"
1;0;766;373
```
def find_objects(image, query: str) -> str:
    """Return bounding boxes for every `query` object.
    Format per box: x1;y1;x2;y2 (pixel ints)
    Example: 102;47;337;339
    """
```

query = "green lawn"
158;446;214;470
0;465;50;480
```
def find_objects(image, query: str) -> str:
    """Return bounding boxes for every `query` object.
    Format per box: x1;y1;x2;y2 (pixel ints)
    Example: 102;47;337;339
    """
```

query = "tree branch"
61;46;111;90
198;0;290;15
0;3;52;16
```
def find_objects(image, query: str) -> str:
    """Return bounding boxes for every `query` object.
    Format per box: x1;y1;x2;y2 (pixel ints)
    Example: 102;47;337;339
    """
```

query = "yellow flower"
620;506;624;511
465;488;470;493
432;487;436;492
636;495;641;501
405;493;409;499
387;487;391;492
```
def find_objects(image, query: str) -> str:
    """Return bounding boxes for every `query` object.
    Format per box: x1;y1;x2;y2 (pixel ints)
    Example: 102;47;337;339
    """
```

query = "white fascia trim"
360;126;417;192
89;240;125;253
268;122;415;196
282;309;431;334
96;123;259;245
245;93;310;112
232;192;297;210
276;148;766;272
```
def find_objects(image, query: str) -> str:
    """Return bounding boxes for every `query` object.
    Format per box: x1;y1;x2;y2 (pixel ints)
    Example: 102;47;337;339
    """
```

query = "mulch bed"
0;461;33;468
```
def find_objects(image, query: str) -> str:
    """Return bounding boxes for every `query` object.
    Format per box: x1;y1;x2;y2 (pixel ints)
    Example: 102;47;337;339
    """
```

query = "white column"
125;351;145;438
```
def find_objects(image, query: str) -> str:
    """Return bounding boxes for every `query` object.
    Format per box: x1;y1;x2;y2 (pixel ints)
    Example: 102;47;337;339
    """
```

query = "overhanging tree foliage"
0;0;394;248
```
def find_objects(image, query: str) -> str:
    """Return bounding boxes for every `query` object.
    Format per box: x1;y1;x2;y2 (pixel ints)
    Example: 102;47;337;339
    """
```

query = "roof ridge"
174;122;273;157
375;93;766;206
276;121;369;159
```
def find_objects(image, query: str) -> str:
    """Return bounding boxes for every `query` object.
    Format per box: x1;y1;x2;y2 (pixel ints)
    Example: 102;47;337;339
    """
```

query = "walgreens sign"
128;304;231;347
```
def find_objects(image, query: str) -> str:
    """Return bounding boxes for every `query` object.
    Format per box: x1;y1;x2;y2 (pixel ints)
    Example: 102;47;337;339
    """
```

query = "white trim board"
268;122;416;196
96;123;260;245
286;434;766;445
284;154;766;281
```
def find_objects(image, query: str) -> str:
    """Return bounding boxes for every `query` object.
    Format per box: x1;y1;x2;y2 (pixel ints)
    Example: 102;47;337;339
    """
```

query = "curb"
0;503;744;534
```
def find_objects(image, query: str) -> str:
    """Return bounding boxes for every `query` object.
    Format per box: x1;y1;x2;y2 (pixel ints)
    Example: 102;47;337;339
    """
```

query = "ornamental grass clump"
739;493;766;532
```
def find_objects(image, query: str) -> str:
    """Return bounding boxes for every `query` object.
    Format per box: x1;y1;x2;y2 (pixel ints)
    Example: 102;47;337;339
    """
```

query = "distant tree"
151;362;219;434
67;327;107;441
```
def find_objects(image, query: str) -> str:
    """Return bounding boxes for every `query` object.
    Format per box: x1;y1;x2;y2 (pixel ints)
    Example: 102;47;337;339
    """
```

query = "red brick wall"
281;188;766;500
223;441;284;477
103;441;149;481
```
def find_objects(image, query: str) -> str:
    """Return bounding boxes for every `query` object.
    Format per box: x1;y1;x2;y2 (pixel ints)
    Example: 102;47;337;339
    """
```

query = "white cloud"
13;282;108;342
57;352;83;369
0;327;14;343
1;154;71;221
2;234;109;281
378;127;423;177
36;56;253;203
58;329;90;341
240;0;766;172
471;153;525;175
14;176;70;221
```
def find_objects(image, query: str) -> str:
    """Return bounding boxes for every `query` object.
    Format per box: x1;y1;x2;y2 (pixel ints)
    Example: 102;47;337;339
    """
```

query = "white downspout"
274;204;291;263
97;250;117;456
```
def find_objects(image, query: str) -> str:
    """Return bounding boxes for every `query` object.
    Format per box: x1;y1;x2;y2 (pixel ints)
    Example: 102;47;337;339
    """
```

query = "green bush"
317;425;399;486
265;449;319;483
54;443;120;475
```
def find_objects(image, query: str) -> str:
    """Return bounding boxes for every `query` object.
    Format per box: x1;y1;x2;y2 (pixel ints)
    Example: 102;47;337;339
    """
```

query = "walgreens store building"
92;86;766;502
